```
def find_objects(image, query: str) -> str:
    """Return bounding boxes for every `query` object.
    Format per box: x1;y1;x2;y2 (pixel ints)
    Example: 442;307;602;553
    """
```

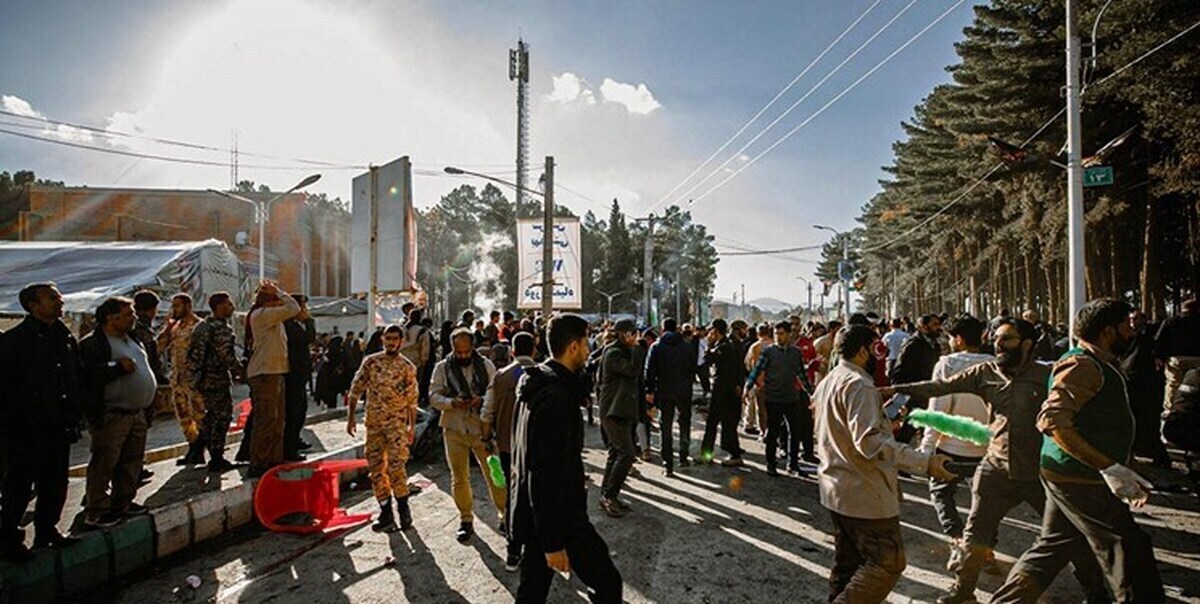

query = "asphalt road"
98;408;1200;604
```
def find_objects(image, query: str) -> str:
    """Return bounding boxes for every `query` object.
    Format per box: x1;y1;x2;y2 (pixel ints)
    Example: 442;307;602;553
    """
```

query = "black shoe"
139;469;154;481
679;458;691;468
124;503;149;516
372;499;399;533
84;512;123;529
456;522;474;543
801;453;820;465
505;551;522;572
284;453;308;462
664;467;675;477
298;439;313;451
208;458;237;474
246;466;267;479
34;531;80;549
766;467;781;477
787;465;802;475
396;496;413;531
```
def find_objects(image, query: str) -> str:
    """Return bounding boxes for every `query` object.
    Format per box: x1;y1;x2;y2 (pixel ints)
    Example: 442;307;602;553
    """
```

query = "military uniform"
186;316;240;460
348;351;419;500
162;317;206;441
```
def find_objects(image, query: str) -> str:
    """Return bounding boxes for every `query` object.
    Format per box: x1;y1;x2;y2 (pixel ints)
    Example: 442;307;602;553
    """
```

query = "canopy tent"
0;240;248;315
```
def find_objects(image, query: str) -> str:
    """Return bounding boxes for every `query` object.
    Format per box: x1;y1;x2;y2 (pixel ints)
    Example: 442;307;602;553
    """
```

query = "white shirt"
919;352;995;458
883;329;908;361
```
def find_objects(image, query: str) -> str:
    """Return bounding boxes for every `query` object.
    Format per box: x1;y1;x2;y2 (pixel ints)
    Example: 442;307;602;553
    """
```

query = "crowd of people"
2;277;1199;603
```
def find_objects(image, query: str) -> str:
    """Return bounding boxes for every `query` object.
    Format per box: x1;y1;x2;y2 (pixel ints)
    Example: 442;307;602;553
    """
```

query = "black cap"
613;318;637;333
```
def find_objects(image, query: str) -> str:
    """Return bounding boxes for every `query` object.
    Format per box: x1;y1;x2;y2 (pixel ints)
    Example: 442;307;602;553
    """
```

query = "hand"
259;280;279;296
452;397;470;410
1100;463;1153;507
117;358;136;374
878;386;896;399
346;418;357;438
544;549;570;574
927;454;958;482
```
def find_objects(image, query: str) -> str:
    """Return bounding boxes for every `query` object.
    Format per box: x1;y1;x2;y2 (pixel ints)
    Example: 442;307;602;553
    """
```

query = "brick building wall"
0;185;349;296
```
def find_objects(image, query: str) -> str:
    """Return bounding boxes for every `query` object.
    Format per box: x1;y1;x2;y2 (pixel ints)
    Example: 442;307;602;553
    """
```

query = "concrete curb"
66;407;348;478
1;440;366;603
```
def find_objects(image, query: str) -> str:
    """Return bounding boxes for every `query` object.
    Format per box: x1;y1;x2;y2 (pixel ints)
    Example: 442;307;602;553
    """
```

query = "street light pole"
796;277;813;320
541;157;555;321
208;173;321;283
815;224;851;321
596;290;622;323
1066;0;1086;341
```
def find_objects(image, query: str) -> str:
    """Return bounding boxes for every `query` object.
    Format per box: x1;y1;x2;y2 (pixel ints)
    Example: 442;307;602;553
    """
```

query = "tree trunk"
1139;196;1160;319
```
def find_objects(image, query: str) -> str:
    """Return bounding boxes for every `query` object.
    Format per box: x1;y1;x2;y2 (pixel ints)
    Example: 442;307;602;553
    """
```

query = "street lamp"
795;276;813;320
596;290;622;323
208;173;322;283
814;225;851;321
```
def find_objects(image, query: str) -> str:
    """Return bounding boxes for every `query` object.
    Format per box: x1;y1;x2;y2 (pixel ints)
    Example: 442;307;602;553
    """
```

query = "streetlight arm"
207;188;259;210
443;166;545;198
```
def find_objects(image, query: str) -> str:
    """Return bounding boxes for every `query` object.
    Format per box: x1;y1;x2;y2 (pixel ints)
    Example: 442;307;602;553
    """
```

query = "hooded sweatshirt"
918;351;994;457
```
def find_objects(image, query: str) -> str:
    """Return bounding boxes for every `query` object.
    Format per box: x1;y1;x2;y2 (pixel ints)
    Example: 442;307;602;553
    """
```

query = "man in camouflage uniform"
157;293;206;465
347;324;419;532
187;292;242;473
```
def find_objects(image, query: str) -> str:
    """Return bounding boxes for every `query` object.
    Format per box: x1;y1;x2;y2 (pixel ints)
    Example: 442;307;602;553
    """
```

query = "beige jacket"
814;359;929;519
246;296;300;378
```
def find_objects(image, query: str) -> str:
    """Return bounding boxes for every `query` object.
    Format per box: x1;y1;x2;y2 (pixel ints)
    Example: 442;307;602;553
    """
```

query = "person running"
746;321;814;475
883;318;1109;604
814;325;956;603
597;319;642;516
157;293;206;466
700;319;744;466
430;327;505;543
992;299;1164;602
346;324;419;533
644;318;695;476
511;314;622;603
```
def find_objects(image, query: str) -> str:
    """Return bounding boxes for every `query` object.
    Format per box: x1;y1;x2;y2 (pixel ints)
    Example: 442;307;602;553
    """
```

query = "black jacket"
0;317;84;441
286;318;316;375
598;342;643;421
510;360;590;552
644;331;695;400
1163;367;1200;454
79;327;142;427
887;333;940;408
705;336;744;393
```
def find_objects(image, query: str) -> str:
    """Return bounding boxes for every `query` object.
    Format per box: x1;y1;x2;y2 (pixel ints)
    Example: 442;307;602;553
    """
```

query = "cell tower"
229;130;240;190
509;39;530;217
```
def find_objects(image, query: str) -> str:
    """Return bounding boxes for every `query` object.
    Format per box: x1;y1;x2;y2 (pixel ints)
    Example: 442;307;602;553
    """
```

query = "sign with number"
1083;165;1114;187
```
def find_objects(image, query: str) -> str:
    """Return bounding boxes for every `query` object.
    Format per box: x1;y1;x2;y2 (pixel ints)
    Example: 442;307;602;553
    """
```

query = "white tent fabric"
0;240;247;314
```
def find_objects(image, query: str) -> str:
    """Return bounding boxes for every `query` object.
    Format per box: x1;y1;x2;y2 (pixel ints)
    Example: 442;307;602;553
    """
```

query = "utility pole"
541;156;555;321
1065;0;1086;342
740;283;746;320
510;39;531;218
367;164;380;334
636;215;656;326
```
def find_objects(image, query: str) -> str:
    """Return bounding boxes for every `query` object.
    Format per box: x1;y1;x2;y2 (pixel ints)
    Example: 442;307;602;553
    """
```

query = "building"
0;185;350;296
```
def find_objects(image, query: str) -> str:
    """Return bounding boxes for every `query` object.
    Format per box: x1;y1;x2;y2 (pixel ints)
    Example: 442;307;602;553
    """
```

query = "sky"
0;0;978;306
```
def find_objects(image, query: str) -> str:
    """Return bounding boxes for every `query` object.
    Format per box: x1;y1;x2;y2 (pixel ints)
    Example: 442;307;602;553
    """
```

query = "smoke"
470;232;508;312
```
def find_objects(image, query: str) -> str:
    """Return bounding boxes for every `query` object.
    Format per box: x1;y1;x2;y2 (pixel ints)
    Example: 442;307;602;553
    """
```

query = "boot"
372;498;398;533
395;496;413;530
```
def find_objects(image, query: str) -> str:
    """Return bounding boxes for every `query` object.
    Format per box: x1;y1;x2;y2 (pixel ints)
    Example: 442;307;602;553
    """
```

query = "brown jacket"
482;356;537;453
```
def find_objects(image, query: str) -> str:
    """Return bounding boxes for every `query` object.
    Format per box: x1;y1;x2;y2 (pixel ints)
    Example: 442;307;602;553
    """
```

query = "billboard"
517;217;582;310
351;157;417;294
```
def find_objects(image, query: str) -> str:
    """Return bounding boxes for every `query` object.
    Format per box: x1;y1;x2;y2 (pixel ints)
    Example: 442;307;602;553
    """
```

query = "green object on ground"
907;408;992;447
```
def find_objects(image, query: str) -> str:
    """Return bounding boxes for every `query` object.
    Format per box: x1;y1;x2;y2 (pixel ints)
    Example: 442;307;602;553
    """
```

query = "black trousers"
600;417;635;499
700;387;742;459
0;431;69;544
829;511;906;603
516;522;623;603
657;395;692;470
992;478;1163;603
283;371;309;458
950;459;1107;597
499;452;521;560
927;451;980;539
765;398;804;470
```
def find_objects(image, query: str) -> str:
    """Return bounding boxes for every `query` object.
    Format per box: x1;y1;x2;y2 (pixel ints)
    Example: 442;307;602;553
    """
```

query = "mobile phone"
884;393;909;420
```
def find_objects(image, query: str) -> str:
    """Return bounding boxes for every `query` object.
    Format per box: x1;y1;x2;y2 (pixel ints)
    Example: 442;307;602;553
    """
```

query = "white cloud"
598;78;661;115
546;72;596;105
1;95;44;118
48;124;94;143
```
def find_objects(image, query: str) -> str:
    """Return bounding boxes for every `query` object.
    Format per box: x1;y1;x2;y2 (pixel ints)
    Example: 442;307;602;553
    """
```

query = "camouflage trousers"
366;413;411;501
197;388;233;460
170;380;207;442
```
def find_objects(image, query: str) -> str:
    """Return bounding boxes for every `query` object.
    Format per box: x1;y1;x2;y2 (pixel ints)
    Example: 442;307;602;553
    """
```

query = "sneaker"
124;503;150;516
599;496;627;518
84;513;123;529
721;457;745;468
456;522;474;543
504;551;522;572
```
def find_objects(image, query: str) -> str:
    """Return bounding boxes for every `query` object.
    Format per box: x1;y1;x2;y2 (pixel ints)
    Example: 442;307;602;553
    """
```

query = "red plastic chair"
229;398;252;433
253;459;372;534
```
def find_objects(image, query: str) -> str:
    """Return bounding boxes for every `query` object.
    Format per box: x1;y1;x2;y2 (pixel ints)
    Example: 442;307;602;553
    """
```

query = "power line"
655;0;922;212
861;14;1200;254
688;0;968;207
0;126;364;170
646;0;885;213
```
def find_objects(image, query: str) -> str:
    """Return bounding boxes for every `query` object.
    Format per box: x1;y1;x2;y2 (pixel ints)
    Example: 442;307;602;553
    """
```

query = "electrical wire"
653;0;921;212
688;0;968;207
646;0;885;212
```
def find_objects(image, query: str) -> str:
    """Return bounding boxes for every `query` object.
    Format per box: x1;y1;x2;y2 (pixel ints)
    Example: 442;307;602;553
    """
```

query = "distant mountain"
748;297;796;314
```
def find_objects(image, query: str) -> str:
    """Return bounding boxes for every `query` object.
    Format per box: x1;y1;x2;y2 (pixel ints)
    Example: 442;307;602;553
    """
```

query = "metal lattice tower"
510;39;530;217
229;130;239;190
